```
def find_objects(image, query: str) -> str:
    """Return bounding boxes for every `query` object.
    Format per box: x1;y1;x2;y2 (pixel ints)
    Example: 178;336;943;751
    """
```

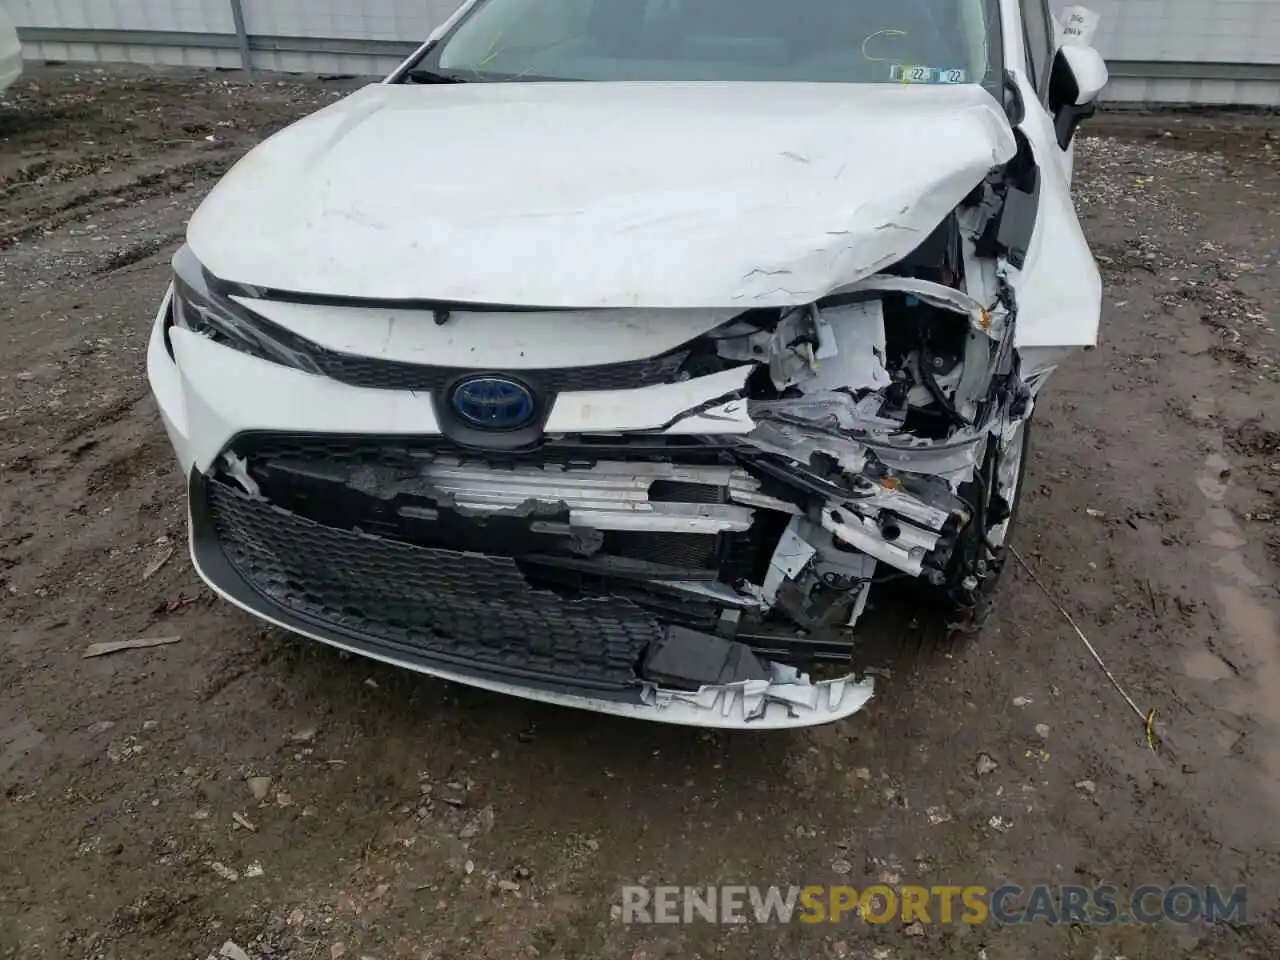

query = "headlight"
169;245;321;374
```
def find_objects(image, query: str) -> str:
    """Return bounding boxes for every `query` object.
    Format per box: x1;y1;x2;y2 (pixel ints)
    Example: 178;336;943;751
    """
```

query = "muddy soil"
1;67;1278;960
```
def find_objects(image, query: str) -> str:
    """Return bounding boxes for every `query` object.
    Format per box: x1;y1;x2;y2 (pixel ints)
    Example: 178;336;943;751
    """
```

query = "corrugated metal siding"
11;0;1280;104
245;49;396;76
7;0;234;33
241;0;457;40
238;0;452;74
1066;0;1280;65
9;0;238;67
1106;76;1277;107
1053;0;1280;105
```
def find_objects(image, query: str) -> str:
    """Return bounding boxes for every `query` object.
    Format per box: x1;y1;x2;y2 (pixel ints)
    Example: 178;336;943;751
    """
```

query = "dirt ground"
1;66;1278;960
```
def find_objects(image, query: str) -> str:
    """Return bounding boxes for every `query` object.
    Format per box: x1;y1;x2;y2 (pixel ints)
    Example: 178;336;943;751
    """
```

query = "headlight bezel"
167;245;321;375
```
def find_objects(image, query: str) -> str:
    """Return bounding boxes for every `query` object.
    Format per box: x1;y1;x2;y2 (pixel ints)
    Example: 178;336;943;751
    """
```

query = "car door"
1018;0;1076;181
1002;0;1104;352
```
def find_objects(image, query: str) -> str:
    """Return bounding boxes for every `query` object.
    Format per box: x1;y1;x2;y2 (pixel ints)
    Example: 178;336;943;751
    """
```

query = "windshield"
414;0;1003;89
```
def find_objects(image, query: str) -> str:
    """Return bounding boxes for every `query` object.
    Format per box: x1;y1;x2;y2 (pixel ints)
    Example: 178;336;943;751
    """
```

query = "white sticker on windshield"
889;64;967;84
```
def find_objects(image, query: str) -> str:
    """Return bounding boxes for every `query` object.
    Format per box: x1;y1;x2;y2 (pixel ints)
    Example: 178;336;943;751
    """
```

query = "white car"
149;0;1108;729
0;6;22;96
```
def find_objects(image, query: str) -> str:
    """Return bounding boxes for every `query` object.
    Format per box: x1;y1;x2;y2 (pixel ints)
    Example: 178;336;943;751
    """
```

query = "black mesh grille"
229;434;734;469
602;531;719;568
314;350;690;394
206;481;661;688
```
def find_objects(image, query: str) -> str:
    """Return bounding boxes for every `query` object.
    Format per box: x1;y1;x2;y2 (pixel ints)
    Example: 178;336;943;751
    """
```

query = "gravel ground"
1;67;1278;960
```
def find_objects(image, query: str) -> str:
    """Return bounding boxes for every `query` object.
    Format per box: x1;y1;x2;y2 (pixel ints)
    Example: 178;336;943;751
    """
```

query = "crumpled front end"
153;98;1092;729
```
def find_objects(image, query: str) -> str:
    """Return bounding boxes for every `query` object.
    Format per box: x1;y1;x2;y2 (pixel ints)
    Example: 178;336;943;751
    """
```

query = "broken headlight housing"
168;244;320;374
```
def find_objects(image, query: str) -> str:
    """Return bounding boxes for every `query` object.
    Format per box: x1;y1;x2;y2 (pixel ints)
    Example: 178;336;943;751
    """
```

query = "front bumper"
151;290;874;729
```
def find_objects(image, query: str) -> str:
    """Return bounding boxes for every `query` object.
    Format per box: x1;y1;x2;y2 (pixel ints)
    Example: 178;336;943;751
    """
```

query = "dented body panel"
189;82;1016;309
150;0;1108;728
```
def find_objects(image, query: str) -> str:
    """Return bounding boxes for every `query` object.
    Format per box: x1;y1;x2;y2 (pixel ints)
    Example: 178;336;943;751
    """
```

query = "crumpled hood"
189;81;1016;308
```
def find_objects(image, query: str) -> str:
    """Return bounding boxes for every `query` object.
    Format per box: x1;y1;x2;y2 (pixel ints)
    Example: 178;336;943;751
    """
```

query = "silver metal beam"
1107;59;1280;84
18;27;241;50
228;0;253;76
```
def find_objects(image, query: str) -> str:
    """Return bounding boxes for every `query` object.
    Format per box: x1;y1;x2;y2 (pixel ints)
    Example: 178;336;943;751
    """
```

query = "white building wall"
1072;0;1280;64
9;0;1280;104
5;0;233;33
1053;0;1280;104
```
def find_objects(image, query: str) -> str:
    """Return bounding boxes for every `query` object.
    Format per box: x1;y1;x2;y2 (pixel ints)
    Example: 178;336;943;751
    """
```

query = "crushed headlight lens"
169;245;321;374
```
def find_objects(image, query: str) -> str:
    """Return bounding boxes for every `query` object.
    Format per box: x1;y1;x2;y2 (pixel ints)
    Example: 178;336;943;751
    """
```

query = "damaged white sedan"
148;0;1108;728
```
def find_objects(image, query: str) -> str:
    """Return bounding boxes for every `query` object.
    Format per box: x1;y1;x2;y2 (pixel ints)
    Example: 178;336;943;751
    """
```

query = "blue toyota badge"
450;376;537;430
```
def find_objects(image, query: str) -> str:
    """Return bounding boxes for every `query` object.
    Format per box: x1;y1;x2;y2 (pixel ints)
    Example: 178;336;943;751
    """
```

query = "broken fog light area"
199;437;876;719
208;434;809;634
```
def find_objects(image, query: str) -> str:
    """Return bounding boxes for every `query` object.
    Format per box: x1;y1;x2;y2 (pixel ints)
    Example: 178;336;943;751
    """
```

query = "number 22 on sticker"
891;64;934;83
889;64;967;84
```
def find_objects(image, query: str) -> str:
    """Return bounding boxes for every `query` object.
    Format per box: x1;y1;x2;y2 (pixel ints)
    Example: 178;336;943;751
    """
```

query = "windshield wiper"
406;67;469;85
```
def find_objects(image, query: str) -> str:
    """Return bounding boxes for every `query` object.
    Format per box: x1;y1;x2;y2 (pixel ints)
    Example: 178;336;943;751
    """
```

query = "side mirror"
1048;45;1109;150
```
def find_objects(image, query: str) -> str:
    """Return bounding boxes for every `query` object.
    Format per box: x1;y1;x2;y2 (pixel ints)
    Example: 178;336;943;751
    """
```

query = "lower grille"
204;479;661;689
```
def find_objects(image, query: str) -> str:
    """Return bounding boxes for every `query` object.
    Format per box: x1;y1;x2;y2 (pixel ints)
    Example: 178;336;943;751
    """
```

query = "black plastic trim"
201;271;694;398
188;470;649;702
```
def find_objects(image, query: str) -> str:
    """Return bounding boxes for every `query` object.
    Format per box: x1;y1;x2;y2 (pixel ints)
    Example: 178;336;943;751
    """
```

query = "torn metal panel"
548;366;752;434
326;458;762;535
862;434;987;487
763;517;879;630
761;520;818;604
739;415;871;476
663;398;755;436
642;664;875;727
805;301;892;394
821;506;931;579
832;274;1005;338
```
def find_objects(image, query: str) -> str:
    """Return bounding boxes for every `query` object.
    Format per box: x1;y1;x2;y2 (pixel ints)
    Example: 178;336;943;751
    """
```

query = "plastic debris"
975;753;1000;777
142;545;175;581
926;806;953;825
218;942;251;960
82;635;181;658
246;776;272;801
211;862;239;882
